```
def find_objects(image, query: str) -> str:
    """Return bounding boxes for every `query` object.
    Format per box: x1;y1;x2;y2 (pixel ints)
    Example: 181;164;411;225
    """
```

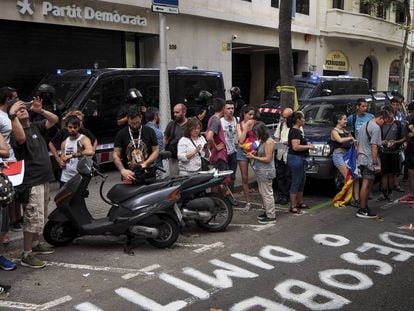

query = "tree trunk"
279;0;295;110
398;0;411;94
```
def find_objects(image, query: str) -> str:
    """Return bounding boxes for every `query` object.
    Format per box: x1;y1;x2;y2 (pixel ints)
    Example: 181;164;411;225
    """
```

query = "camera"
232;34;238;40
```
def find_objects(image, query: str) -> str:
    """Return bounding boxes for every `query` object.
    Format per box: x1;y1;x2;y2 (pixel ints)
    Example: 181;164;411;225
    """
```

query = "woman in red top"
236;106;256;211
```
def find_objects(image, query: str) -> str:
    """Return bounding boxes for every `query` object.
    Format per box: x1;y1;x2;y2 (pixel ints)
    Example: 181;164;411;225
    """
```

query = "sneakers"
10;222;23;232
242;203;251;212
32;242;55;255
0;256;16;271
0;284;11;300
256;212;266;221
399;195;414;203
258;216;277;224
21;252;46;269
356;208;377;219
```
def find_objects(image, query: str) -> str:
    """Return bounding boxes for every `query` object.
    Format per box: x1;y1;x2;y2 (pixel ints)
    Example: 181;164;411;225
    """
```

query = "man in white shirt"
273;108;293;205
220;101;238;192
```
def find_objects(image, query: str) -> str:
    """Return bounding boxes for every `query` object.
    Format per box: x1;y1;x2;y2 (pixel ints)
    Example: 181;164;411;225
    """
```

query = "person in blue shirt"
145;107;164;175
347;98;374;140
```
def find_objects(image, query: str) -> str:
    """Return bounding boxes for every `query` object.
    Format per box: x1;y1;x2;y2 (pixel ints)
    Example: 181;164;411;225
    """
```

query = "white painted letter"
313;234;350;247
75;302;103;311
356;242;414;262
340;252;392;275
274;279;350;310
182;259;258;289
231;253;274;270
319;269;373;290
379;232;414;248
230;296;296;311
159;273;210;300
260;246;307;263
115;288;186;311
42;2;52;14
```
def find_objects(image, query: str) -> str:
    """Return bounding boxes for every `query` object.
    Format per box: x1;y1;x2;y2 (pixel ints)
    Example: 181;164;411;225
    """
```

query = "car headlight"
309;143;331;157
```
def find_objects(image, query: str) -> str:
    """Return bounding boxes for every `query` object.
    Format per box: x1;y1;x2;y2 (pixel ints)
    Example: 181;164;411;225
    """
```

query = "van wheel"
146;216;179;249
334;171;345;190
43;221;77;247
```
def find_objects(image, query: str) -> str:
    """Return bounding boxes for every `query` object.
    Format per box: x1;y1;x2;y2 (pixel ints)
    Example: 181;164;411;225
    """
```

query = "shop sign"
323;50;349;71
17;0;147;26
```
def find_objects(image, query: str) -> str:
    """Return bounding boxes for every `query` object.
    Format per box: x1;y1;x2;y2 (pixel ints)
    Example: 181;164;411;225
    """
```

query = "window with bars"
271;0;279;8
296;0;309;15
395;2;406;24
360;1;371;14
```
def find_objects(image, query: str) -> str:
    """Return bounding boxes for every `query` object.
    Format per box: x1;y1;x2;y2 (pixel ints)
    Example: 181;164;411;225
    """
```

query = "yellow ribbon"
276;85;299;111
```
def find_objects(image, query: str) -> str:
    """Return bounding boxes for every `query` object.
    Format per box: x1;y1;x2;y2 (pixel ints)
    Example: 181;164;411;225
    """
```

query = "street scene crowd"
0;84;413;299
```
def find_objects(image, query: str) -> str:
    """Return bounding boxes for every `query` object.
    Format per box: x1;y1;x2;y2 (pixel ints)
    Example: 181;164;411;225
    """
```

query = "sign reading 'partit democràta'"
323;50;349;71
17;0;147;26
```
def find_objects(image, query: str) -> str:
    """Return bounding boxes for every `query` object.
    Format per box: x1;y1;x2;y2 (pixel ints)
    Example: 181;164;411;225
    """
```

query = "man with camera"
113;106;159;183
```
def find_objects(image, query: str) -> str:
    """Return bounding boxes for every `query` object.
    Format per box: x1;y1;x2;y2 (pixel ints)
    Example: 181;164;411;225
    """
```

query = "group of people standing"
330;96;411;219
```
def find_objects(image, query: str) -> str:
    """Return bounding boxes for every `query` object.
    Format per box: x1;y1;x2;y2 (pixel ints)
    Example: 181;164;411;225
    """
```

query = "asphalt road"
0;175;413;310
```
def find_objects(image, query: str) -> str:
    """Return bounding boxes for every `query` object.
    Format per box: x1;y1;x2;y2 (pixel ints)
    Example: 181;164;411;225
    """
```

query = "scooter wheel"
196;192;233;232
43;221;77;247
146;216;179;249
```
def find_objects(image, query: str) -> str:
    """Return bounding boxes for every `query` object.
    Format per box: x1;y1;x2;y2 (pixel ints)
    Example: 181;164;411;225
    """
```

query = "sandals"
289;207;302;214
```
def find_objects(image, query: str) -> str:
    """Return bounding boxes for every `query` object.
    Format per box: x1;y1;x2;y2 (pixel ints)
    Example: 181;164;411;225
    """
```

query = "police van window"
99;77;124;116
175;76;220;104
128;76;159;108
296;84;314;101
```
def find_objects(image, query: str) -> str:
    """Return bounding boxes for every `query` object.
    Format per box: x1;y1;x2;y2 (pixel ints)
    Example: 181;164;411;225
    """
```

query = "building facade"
1;0;413;104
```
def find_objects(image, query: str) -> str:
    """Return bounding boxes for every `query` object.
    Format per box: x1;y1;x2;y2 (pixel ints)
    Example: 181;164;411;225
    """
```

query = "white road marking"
0;295;72;310
44;261;153;274
74;302;104;311
175;242;225;253
122;264;161;280
229;223;275;231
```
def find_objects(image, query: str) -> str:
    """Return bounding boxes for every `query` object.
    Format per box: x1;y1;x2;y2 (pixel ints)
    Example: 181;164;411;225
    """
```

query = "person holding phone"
177;118;209;175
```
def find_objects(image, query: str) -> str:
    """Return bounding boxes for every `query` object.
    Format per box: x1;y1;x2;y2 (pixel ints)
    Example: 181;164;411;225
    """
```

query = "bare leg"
359;178;373;210
238;160;251;204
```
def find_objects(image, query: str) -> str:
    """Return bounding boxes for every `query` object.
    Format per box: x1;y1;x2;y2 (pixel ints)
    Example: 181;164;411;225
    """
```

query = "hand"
216;142;225;151
373;164;381;173
308;144;316;150
9;101;26;115
197;144;202;152
245;152;255;159
57;158;66;168
388;140;395;148
245;120;254;131
30;96;43;113
121;168;135;181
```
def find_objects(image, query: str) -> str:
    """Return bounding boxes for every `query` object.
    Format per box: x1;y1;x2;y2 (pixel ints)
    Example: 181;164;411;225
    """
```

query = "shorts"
332;150;346;168
22;184;50;234
211;159;228;171
359;165;375;180
236;147;247;161
380;152;400;174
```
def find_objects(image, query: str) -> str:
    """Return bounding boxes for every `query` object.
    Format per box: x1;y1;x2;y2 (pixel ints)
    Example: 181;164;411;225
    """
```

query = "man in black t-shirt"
9;97;58;269
113;106;159;182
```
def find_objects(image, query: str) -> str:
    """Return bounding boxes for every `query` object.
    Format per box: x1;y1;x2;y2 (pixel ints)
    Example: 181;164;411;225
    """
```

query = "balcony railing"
324;9;412;46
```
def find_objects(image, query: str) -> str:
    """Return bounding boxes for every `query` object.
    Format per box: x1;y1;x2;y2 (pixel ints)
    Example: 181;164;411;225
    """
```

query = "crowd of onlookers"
0;83;413;298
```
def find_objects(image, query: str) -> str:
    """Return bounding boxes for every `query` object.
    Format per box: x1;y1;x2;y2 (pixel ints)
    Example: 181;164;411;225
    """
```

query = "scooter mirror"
160;151;172;160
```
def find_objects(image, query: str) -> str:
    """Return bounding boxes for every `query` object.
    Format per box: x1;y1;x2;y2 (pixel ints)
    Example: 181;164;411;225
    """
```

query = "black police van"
258;73;370;126
36;68;225;164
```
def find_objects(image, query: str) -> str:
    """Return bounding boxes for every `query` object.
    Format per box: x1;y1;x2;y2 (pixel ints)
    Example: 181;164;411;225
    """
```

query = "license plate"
173;203;183;221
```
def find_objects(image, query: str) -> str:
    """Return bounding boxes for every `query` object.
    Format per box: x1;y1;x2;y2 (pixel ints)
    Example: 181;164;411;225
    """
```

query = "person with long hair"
246;122;276;223
287;111;315;214
236;105;256;211
331;113;359;206
177;117;209;175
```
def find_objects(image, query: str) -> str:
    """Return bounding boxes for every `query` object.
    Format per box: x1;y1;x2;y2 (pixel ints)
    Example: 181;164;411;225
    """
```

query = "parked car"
34;68;225;164
300;93;391;189
258;73;370;127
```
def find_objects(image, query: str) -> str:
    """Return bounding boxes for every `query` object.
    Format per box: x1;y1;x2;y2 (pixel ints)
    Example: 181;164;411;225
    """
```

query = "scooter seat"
107;181;169;204
181;173;214;190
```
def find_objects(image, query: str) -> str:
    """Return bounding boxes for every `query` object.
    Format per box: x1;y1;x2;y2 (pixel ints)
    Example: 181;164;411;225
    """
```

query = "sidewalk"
4;166;257;248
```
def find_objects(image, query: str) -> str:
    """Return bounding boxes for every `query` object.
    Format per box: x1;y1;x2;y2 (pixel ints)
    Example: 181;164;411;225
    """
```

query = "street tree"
278;0;295;110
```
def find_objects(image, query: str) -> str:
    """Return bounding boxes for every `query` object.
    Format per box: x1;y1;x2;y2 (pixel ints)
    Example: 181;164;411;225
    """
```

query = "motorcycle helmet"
37;84;55;101
230;86;241;96
126;88;143;103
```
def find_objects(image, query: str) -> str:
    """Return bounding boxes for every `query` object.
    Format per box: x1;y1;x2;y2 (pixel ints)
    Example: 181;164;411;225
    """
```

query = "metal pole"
159;12;170;132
